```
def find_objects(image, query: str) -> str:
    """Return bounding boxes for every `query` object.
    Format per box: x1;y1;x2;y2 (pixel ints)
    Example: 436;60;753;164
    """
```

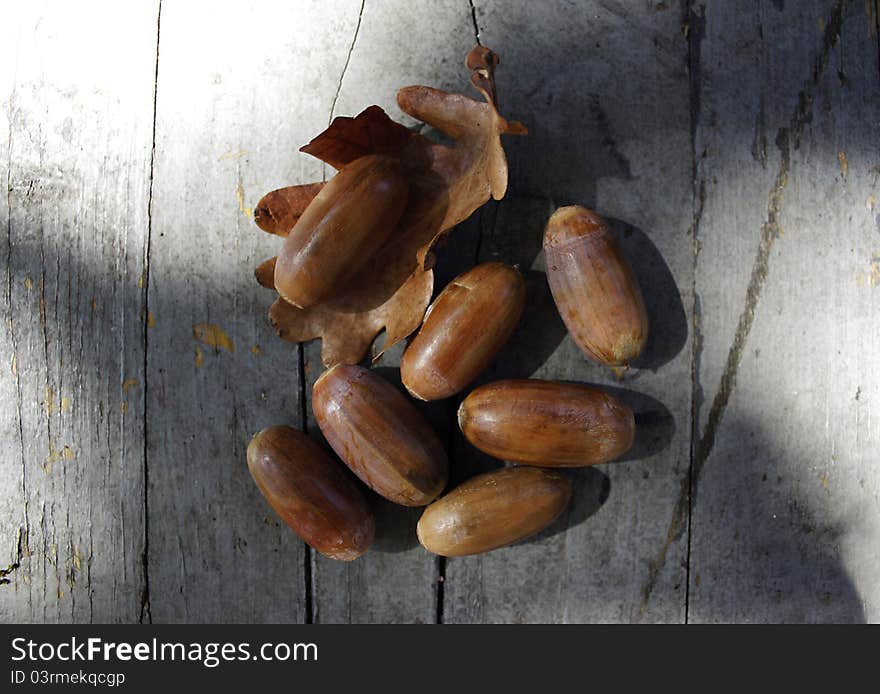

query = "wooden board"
144;0;373;623
303;0;479;625
0;3;159;622
1;0;877;624
441;0;694;621
688;0;880;623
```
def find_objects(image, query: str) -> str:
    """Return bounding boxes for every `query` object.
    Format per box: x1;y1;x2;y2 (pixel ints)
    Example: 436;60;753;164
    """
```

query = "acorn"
312;364;449;506
273;154;409;308
246;425;374;561
400;262;525;401
544;205;648;367
458;379;634;466
417;467;572;557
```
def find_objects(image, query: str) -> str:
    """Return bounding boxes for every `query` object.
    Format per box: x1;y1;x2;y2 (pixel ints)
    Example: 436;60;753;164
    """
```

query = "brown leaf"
269;268;434;367
254;182;326;236
255;45;526;367
299;104;415;171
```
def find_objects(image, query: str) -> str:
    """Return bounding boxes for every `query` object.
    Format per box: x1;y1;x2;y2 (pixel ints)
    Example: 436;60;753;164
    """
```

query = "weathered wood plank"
442;1;694;623
689;0;880;622
3;0;876;626
145;1;365;623
304;0;479;624
0;3;158;621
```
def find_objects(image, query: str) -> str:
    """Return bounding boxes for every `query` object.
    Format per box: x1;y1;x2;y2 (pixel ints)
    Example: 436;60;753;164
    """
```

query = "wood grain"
304;0;479;624
687;0;880;623
1;0;877;624
0;2;159;622
442;0;694;623
144;1;363;623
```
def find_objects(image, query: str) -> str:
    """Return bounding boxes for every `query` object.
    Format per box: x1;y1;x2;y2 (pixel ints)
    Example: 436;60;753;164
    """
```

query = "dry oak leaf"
254;46;526;367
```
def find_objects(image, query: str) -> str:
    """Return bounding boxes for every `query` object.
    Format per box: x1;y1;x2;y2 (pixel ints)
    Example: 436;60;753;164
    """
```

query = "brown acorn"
400;262;525;401
312;364;449;506
417;467;572;557
246;426;374;561
544;205;648;367
458;379;634;466
273;154;409;309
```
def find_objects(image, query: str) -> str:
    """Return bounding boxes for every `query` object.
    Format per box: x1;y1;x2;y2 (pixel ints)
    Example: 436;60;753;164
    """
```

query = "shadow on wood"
609;219;689;373
484;268;570;381
367;496;422;554
600;385;676;464
521;466;611;546
689;414;865;623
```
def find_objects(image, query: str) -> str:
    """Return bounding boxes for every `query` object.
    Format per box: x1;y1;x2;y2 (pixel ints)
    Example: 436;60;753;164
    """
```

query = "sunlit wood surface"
1;0;877;623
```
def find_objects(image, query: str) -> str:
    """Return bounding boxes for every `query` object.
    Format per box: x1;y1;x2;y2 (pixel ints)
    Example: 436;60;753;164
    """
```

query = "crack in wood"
298;342;314;624
639;0;708;624
139;0;162;626
0;528;26;586
329;0;366;127
468;0;482;46
684;174;706;623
